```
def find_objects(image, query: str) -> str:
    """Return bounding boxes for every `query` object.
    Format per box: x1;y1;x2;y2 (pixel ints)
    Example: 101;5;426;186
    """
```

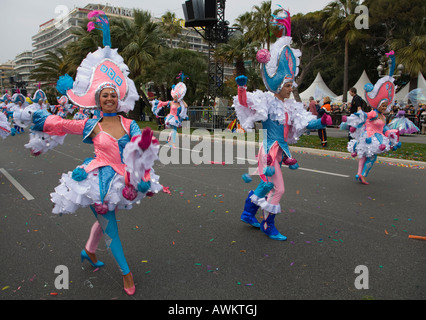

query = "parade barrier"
187;105;236;130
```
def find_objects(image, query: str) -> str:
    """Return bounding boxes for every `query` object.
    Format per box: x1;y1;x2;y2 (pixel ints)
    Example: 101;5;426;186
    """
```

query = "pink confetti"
210;161;225;165
162;186;171;195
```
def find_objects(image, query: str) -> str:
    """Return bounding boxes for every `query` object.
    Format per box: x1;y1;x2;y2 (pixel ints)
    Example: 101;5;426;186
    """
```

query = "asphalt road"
0;129;425;303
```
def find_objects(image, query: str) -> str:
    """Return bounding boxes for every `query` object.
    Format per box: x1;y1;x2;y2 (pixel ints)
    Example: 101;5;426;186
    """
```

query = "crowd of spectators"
305;94;426;131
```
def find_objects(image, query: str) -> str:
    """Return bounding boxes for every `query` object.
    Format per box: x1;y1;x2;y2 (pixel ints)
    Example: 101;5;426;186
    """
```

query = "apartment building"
13;51;36;94
19;3;232;93
0;61;15;94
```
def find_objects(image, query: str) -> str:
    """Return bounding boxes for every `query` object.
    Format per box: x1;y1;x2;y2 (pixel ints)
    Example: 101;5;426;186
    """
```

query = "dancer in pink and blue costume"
9;91;29;134
341;51;401;185
73;107;89;120
0;92;12;120
30;84;48;111
0;111;11;139
55;95;74;118
234;7;331;241
23;11;162;295
154;72;189;146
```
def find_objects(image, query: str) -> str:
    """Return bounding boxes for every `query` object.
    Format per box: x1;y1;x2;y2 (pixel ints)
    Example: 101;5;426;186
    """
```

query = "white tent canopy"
299;72;338;103
417;71;426;90
395;72;426;104
335;70;371;102
395;83;409;103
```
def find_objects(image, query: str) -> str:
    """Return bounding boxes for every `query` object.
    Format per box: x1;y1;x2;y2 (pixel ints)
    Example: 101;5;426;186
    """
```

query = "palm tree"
391;34;426;90
66;20;104;74
30;47;76;102
160;11;183;48
110;10;164;108
251;1;278;51
234;12;255;41
323;0;366;102
215;34;259;76
115;11;164;80
30;48;72;83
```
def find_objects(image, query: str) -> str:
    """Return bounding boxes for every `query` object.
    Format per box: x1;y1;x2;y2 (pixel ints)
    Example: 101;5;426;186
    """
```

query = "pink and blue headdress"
171;71;188;102
31;83;47;103
0;92;11;103
256;5;301;94
57;95;69;105
11;89;27;105
364;51;396;111
56;10;138;113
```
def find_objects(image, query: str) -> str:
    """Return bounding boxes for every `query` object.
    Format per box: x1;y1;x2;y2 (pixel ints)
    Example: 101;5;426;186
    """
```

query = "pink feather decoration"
88;10;105;19
256;49;271;64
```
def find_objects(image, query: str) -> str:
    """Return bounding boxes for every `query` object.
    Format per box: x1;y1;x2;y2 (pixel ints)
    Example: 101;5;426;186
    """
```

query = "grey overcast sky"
0;0;333;63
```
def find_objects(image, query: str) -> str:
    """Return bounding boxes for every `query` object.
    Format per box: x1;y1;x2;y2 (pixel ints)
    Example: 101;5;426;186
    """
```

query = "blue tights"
89;206;130;276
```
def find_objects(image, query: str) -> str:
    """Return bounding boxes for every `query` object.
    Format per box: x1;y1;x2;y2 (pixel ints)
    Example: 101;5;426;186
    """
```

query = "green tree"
233;11;255;39
291;10;338;101
323;0;367;102
148;48;208;105
366;0;425;90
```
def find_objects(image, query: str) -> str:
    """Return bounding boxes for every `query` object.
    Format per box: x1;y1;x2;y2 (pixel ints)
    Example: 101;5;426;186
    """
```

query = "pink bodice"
84;128;126;176
169;103;179;117
365;111;385;137
43;115;133;176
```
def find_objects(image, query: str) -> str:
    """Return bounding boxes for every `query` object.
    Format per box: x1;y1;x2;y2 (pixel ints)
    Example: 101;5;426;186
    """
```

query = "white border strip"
237;158;349;178
0;168;35;201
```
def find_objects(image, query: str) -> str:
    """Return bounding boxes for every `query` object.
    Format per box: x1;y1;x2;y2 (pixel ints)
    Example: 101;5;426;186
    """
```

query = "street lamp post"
376;54;404;78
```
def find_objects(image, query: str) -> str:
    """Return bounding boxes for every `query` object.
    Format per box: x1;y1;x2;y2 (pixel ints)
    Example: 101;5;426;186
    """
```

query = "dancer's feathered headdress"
11;89;26;105
364;51;396;111
171;71;188;102
57;95;69;105
257;5;301;93
56;11;138;113
30;83;47;104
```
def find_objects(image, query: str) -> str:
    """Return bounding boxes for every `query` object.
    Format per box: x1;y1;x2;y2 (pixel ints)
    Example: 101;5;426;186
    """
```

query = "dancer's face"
378;102;388;113
277;82;293;100
100;88;118;113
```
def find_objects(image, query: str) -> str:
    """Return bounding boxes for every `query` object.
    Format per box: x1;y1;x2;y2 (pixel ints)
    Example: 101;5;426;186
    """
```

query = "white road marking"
51;149;84;162
293;167;350;178
0;168;35;200
160;145;349;178
235;158;350;178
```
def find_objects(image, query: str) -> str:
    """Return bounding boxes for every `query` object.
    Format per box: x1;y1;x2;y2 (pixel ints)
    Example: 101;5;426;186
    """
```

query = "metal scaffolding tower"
182;0;231;106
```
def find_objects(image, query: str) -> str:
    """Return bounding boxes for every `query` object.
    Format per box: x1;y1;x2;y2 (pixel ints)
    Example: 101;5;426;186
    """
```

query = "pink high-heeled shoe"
355;175;369;185
359;175;369;185
123;272;135;296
